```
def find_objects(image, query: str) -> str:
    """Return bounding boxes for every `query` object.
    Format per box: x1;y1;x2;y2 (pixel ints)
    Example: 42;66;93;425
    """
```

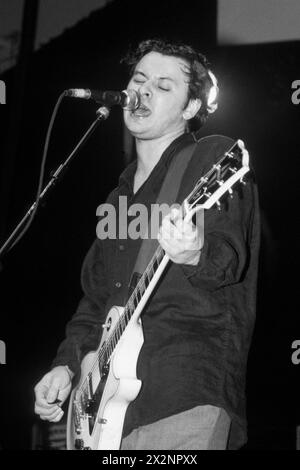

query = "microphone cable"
6;91;67;253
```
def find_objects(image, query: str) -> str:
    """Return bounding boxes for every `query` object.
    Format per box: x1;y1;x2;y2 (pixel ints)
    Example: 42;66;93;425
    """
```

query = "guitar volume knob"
98;417;108;424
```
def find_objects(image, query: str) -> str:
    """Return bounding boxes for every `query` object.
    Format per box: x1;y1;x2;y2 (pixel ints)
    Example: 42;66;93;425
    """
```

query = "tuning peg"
228;188;233;198
229;167;237;174
215;200;221;211
240;177;246;185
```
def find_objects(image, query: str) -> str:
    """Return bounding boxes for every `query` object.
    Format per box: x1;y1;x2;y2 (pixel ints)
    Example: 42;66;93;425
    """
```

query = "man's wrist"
63;365;75;380
184;249;201;266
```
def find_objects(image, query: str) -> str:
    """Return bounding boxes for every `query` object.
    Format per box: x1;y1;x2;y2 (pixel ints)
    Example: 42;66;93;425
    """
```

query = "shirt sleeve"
180;146;258;292
51;237;110;377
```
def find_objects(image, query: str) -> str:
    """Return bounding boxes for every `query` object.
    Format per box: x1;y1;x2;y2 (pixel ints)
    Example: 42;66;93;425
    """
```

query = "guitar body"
67;305;144;450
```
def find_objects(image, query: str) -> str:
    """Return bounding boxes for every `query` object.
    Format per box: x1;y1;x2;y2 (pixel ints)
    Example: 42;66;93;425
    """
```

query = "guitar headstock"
185;139;250;215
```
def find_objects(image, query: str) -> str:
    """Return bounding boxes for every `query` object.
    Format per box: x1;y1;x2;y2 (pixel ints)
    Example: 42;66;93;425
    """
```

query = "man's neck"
135;129;185;180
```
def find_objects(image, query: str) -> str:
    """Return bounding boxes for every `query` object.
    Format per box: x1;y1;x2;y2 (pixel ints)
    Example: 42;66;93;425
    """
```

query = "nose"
139;81;152;99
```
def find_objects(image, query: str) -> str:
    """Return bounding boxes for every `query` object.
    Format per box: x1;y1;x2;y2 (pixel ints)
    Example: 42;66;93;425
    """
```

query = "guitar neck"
127;245;169;320
103;246;169;363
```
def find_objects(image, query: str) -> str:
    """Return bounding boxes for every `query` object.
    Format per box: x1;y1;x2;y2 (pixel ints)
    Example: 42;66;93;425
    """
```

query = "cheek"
126;79;137;92
161;93;185;113
123;109;130;123
157;101;184;124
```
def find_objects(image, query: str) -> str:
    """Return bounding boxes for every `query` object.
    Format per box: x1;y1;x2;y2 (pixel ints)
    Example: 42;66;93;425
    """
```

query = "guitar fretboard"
98;244;166;370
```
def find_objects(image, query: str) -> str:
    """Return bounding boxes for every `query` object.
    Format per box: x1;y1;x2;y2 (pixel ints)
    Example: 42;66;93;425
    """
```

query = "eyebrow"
133;70;176;82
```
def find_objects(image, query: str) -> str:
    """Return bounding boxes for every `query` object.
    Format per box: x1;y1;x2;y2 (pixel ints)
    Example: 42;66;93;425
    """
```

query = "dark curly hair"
122;38;217;130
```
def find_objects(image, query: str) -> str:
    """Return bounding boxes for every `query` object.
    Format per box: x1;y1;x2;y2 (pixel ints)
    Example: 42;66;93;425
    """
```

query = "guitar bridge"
73;401;82;434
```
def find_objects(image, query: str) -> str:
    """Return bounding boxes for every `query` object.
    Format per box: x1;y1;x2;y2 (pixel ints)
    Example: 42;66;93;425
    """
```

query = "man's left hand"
158;207;203;266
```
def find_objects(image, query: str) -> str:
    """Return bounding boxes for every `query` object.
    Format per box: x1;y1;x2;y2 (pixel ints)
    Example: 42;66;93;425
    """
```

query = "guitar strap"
129;136;199;287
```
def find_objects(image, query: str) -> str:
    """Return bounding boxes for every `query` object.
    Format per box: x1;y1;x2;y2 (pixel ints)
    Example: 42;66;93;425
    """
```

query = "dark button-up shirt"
52;131;260;449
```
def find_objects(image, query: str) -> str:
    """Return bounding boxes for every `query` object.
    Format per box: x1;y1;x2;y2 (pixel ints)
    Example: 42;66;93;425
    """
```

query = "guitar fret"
153;258;159;270
102;351;106;367
144;273;150;288
133;294;139;309
148;263;154;277
125;307;131;324
136;288;142;301
128;298;134;313
142;278;148;294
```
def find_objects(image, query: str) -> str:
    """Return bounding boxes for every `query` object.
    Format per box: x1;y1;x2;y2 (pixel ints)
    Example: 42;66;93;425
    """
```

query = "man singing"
34;39;260;450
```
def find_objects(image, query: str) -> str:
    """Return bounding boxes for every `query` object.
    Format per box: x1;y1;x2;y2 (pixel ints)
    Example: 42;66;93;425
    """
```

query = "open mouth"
132;104;151;117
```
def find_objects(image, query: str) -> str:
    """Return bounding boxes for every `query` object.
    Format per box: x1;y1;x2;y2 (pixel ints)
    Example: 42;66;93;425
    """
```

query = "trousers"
120;405;231;450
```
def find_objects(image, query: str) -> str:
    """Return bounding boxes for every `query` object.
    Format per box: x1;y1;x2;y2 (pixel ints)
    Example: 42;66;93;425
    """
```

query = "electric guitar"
67;139;249;450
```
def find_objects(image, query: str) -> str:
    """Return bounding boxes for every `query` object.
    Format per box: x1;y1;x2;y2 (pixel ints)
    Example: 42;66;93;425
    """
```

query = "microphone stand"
0;106;110;262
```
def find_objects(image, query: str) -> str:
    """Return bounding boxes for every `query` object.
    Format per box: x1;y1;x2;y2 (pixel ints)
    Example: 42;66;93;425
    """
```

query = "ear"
182;98;201;121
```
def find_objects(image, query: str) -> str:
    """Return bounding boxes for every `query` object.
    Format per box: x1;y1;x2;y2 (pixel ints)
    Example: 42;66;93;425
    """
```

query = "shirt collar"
118;131;195;192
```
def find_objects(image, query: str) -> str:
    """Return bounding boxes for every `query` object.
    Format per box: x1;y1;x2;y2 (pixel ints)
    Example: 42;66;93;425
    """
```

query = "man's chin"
124;118;151;136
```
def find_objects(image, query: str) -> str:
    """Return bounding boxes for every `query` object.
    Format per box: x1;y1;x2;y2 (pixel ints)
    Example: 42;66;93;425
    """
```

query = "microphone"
65;88;140;110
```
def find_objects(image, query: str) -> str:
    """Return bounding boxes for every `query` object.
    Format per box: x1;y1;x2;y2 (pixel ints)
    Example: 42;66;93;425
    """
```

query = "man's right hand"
34;365;74;422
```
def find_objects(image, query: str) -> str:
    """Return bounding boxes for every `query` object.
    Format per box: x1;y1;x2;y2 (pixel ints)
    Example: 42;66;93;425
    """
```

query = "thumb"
46;377;60;404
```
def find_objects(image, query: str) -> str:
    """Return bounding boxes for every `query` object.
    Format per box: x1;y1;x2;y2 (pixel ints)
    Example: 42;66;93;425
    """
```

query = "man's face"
124;51;190;140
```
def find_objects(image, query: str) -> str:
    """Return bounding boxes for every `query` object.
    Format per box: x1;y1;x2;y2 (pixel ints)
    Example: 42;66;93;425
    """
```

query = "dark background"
0;0;299;450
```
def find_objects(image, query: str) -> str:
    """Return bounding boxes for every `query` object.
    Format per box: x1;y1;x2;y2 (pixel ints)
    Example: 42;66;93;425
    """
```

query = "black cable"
8;90;67;252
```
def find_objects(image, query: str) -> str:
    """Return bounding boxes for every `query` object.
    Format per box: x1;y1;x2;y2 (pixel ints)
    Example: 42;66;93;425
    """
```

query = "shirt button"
119;244;125;251
115;282;122;288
